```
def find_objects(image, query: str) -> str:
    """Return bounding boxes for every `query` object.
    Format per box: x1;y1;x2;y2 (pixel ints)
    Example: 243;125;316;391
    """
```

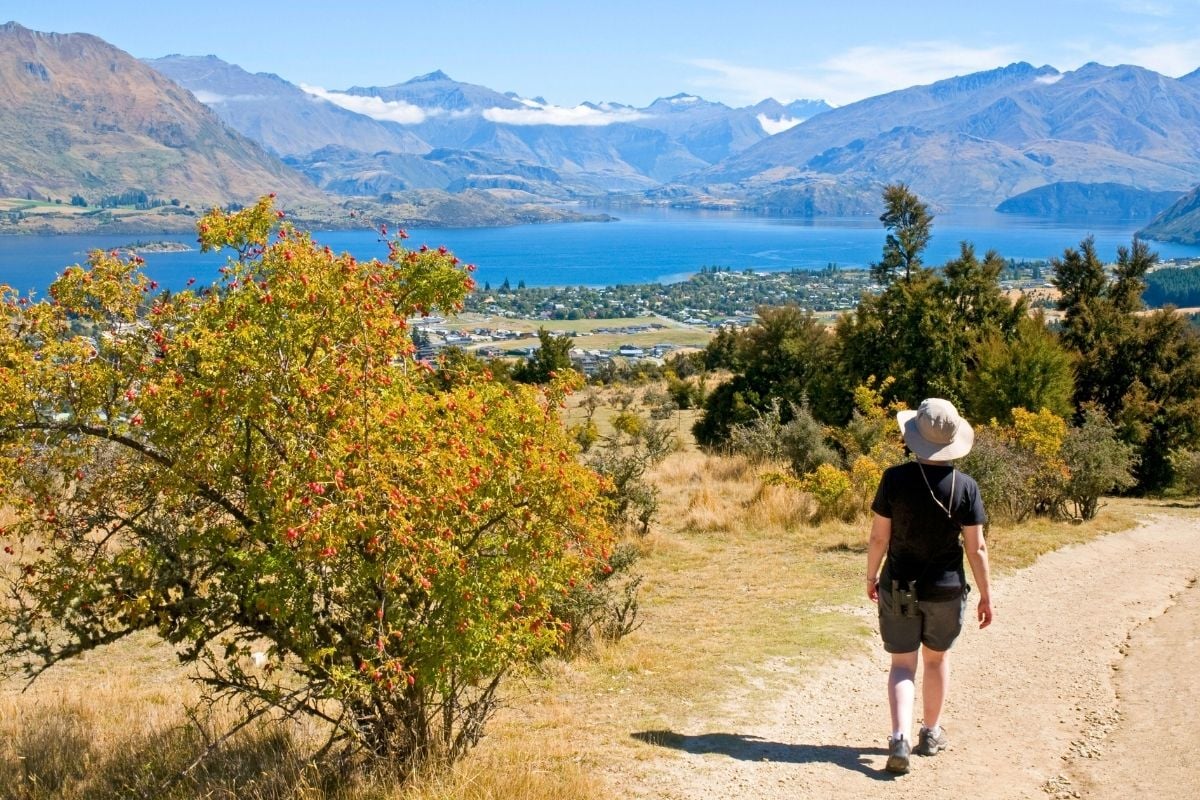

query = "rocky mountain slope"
148;55;429;158
996;181;1184;218
1139;183;1200;244
698;62;1200;211
149;59;831;195
0;22;320;207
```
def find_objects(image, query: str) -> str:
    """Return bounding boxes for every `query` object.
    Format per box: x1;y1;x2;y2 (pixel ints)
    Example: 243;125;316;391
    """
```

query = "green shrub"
1170;448;1200;497
1061;405;1138;519
727;398;839;475
959;426;1042;523
555;543;642;657
802;463;855;522
586;412;673;534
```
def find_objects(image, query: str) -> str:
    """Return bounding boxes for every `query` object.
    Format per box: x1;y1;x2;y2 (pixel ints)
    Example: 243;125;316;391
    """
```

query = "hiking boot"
914;726;948;756
885;736;911;774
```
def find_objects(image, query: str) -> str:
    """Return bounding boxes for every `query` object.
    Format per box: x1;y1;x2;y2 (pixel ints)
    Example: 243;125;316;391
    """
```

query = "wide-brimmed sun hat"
896;398;974;461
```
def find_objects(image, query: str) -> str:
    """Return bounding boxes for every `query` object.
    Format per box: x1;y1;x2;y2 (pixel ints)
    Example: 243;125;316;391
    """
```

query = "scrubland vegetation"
2;186;1198;798
0;388;1147;799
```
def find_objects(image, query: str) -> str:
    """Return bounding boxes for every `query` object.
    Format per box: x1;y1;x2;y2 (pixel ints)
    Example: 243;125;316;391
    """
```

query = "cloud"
689;42;1019;106
756;114;803;135
1035;74;1065;85
687;59;835;106
297;86;645;127
1064;38;1200;76
192;90;267;103
1110;0;1175;17
299;84;427;124
482;101;648;126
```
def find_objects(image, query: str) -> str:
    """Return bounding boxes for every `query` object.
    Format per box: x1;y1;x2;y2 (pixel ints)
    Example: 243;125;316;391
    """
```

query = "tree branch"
9;421;255;531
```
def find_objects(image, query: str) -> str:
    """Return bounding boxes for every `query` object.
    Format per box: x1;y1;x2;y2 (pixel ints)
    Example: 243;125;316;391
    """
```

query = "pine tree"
871;183;932;285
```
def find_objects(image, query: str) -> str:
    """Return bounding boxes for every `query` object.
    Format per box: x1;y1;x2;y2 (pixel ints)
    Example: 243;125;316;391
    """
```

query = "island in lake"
118;240;194;254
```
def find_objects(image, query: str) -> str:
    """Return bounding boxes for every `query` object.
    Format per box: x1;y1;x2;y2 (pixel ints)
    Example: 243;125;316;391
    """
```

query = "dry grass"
0;647;595;800
443;313;714;351
0;397;1166;799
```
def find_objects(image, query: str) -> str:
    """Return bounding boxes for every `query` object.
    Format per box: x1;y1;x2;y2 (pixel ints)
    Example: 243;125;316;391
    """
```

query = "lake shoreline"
3;206;1199;296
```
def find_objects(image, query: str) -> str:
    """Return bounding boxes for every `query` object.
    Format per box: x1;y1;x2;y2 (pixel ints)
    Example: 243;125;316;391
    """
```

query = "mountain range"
699;62;1200;213
145;51;1200;239
4;20;1200;243
1140;183;1200;244
148;56;830;195
0;22;613;232
0;22;318;207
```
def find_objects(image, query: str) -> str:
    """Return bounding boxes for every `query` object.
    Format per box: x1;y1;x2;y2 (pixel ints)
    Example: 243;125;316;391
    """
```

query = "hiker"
865;398;993;775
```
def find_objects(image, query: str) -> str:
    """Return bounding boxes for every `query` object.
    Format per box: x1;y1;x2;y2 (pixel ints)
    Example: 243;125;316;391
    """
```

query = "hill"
339;72;830;186
1139;183;1200;244
996;181;1184;217
147;55;430;158
281;145;573;198
0;22;320;208
697;62;1200;213
149;59;831;196
0;26;614;234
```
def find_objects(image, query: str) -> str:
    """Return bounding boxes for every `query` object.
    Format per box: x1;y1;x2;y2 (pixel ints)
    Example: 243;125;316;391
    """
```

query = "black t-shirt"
871;461;987;601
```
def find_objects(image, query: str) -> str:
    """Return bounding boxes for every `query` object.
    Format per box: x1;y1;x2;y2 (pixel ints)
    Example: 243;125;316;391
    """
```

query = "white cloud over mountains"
300;84;427;124
300;85;647;126
690;42;1018;107
193;89;268;103
689;29;1200;108
483;100;648;126
1071;37;1200;77
755;113;803;135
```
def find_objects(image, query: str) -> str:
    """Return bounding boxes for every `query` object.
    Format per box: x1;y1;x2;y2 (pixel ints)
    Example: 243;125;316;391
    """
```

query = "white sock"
892;730;906;741
922;724;941;736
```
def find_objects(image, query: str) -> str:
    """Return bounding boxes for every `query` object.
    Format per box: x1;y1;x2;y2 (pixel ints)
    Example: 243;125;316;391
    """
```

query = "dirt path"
622;514;1200;799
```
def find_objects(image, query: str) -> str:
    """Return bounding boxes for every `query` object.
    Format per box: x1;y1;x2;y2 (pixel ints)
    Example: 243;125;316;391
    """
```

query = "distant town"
407;257;1200;375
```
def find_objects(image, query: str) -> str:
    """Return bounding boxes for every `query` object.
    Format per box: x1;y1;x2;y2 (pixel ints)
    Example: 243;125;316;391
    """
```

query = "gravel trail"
623;514;1200;800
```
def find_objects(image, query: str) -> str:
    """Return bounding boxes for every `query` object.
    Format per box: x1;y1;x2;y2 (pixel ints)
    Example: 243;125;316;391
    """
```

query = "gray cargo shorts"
877;583;967;653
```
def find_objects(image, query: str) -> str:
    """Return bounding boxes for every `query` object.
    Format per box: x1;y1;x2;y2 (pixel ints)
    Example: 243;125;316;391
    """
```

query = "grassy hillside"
1140;183;1200;245
0;22;321;208
0;383;1152;799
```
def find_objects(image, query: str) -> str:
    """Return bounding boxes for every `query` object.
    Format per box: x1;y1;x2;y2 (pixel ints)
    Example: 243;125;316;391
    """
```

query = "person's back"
874;460;984;601
865;398;993;774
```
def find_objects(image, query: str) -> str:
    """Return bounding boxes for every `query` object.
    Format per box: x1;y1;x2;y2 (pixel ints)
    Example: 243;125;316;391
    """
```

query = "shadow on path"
631;730;894;780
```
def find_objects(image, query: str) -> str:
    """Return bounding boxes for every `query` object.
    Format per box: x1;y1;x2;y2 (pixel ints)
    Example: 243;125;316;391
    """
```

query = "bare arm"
865;513;891;602
963;524;993;628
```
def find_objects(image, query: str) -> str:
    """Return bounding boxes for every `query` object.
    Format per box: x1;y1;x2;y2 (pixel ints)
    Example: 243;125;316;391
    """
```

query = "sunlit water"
1;206;1197;295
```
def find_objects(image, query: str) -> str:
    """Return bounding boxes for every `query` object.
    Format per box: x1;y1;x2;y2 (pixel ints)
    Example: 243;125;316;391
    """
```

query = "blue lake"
1;206;1198;295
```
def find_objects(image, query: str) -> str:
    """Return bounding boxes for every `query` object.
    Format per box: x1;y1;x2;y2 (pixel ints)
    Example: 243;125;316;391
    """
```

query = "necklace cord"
917;461;957;522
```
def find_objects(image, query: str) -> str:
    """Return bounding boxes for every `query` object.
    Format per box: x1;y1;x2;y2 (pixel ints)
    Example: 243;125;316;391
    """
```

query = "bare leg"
888;651;919;738
921;645;949;730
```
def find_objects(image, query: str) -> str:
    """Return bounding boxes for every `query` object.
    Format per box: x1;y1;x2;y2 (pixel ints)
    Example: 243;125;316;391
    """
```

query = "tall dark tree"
836;271;957;406
965;312;1075;424
871;183;933;285
1119;310;1200;490
837;241;1021;409
704;325;741;370
1053;236;1200;491
1053;237;1149;419
940;242;1025;332
693;306;837;446
1110;238;1155;315
1052;236;1112;357
513;327;575;384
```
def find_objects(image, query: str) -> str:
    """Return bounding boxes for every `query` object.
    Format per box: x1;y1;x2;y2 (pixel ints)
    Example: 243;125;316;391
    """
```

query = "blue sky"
2;0;1199;107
